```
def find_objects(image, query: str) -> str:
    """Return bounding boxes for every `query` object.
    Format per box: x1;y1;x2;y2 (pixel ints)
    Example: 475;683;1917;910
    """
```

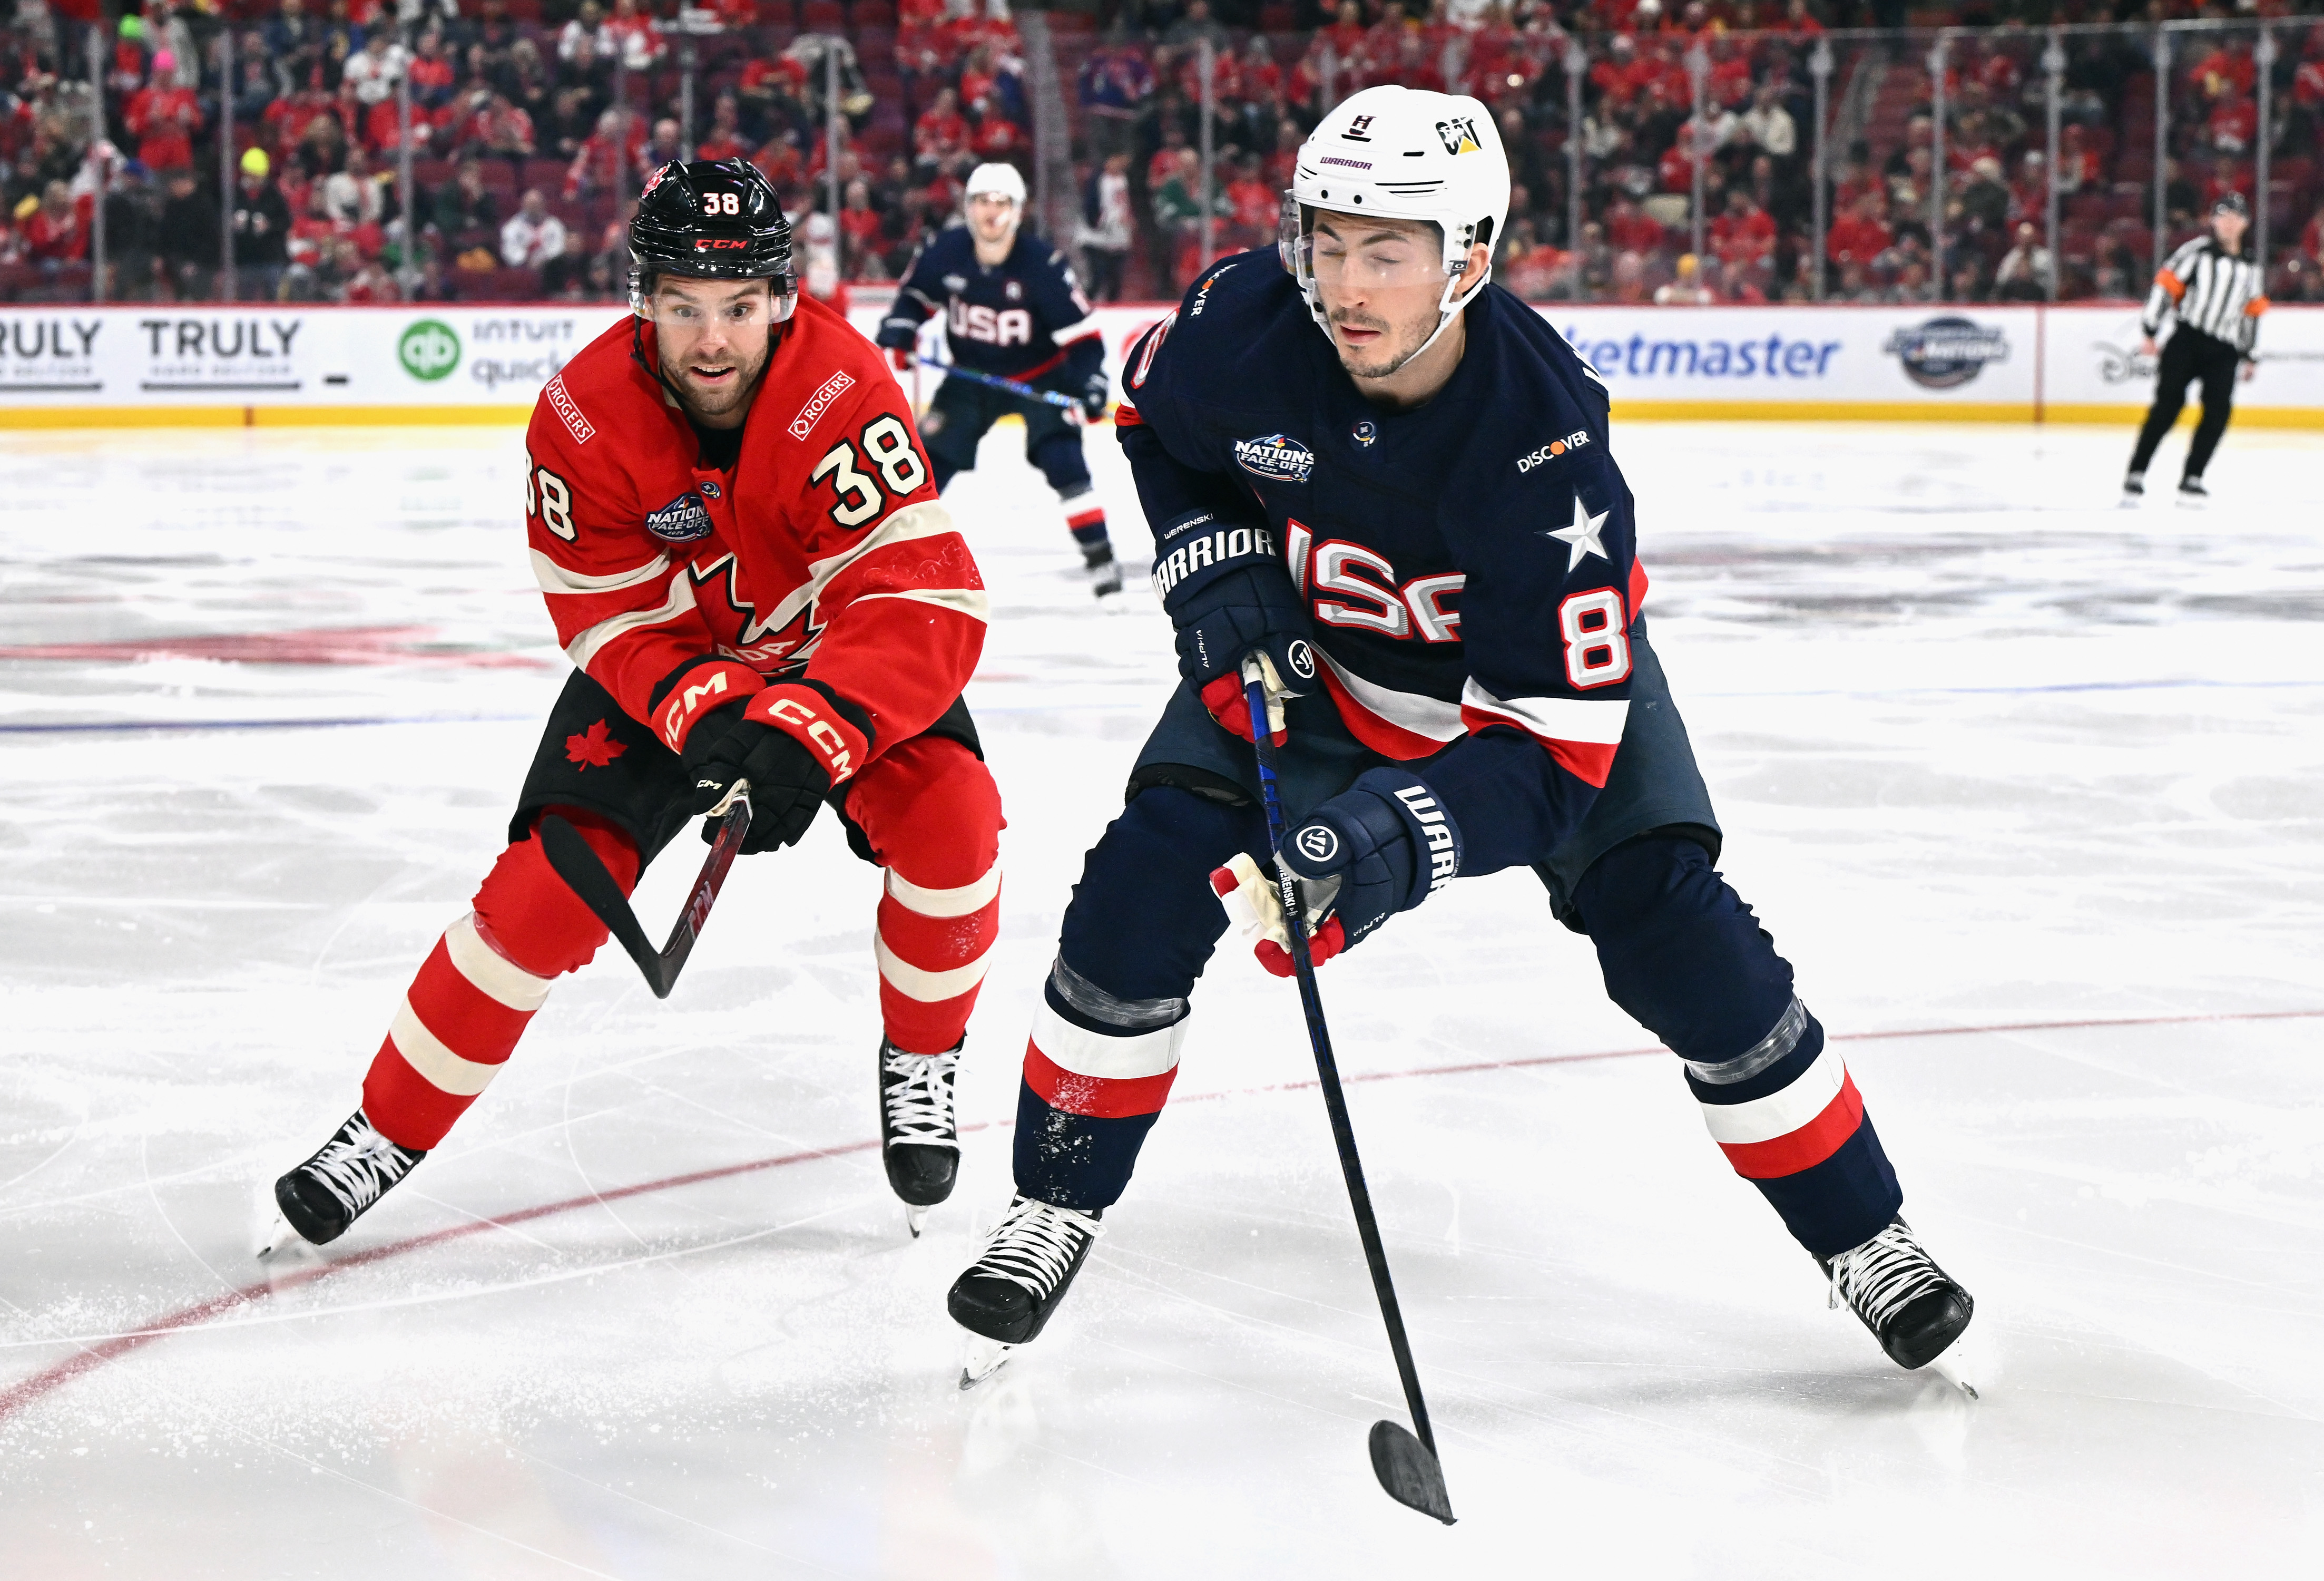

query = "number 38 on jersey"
810;415;929;528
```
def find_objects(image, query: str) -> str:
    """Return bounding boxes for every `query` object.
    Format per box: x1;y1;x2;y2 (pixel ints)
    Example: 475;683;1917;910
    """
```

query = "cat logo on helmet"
1436;116;1483;155
1344;114;1375;142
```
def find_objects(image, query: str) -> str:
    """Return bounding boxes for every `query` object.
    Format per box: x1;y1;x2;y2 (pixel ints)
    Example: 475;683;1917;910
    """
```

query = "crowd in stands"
4;0;2322;306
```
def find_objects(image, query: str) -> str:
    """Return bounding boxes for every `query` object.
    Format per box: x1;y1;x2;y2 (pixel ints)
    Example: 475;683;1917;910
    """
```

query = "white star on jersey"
1548;492;1611;571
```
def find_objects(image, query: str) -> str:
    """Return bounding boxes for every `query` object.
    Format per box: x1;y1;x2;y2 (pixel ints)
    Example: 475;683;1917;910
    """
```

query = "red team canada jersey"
522;295;986;756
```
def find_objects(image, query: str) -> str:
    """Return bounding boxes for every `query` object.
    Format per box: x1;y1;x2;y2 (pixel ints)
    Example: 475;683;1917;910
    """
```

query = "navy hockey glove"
1209;769;1463;977
682;685;871;855
1151;510;1312;746
1077;368;1111;422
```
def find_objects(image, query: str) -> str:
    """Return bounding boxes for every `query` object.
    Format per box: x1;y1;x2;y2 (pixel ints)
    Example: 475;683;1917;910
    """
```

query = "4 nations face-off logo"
1233;433;1315;484
1883;316;2009;390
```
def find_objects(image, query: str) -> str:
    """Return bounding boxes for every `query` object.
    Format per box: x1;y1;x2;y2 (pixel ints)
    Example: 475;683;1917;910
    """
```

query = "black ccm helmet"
627;157;797;320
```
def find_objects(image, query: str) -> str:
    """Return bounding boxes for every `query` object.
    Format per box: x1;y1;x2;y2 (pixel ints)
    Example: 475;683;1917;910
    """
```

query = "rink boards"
2;296;2320;428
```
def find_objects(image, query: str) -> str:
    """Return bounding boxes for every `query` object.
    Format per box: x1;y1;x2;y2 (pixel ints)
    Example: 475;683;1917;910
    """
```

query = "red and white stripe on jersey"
361;913;553;1149
1022;998;1187;1119
1697;1041;1866;1180
874;862;1002;1055
1311;647;1466;761
1459;678;1629;788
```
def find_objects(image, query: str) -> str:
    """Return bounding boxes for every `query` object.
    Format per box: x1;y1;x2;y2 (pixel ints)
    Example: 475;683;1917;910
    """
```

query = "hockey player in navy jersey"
946;87;1975;1390
876;162;1123;597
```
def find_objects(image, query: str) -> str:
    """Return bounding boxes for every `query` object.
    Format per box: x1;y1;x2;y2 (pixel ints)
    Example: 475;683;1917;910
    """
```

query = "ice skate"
1084;541;1124;600
2176;476;2209;504
948;1194;1103;1381
2120;471;2145;504
1819;1216;1975;1389
879;1039;960;1235
261;1108;426;1255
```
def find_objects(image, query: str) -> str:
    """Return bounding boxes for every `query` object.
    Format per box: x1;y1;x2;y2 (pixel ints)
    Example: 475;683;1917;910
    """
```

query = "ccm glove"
681;684;872;855
1210;769;1463;977
1151;510;1313;745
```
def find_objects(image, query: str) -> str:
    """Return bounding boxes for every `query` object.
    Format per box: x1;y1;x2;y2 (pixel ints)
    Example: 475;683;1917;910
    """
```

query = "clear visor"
1280;199;1452;292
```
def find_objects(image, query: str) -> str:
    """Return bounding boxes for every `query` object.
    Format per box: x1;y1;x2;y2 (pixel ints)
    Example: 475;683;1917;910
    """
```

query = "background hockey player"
2123;191;2267;504
945;88;1975;1389
875;161;1123;598
262;159;1001;1253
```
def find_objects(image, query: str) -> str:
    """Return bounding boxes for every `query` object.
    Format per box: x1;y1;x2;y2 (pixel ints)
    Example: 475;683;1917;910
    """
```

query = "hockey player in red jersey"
261;159;1000;1252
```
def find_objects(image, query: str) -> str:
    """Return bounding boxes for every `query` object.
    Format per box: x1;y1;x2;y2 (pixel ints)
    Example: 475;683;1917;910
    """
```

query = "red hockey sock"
360;812;639;1150
845;737;1004;1055
1065;502;1109;551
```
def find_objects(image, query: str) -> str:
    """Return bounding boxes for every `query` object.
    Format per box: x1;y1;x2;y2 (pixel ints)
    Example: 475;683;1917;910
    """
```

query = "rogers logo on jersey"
1516;431;1591;472
1233;433;1315;484
788;369;855;440
544;375;594;444
645;490;714;543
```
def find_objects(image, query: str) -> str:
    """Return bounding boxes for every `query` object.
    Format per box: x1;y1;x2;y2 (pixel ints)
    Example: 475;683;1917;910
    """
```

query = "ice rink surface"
2;415;2320;1578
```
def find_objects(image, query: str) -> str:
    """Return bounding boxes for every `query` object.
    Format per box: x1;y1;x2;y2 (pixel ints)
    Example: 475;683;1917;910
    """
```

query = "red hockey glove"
682;684;873;855
889;344;913;373
650;659;766;753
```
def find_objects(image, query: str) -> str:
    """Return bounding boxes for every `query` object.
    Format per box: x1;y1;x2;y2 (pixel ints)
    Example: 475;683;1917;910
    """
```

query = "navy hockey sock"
1574;834;1901;1258
1013;787;1263;1210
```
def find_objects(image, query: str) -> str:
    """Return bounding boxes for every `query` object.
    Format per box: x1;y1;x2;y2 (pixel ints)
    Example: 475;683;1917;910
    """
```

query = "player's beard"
661;335;772;427
1328;305;1433;382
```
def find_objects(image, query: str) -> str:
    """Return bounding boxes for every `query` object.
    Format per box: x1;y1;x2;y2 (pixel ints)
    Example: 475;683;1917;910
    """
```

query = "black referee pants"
2129;327;2241;483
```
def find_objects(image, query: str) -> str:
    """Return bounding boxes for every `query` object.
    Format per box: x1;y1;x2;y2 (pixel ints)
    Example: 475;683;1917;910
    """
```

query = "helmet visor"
1282;203;1452;295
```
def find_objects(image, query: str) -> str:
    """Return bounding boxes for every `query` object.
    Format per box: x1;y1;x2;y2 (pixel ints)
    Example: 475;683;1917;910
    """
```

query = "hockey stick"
537;782;752;1000
913;355;1086;413
1242;662;1456;1526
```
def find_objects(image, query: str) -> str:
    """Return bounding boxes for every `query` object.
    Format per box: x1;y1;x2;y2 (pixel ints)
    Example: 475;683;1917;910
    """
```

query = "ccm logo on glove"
655;661;766;751
746;687;867;783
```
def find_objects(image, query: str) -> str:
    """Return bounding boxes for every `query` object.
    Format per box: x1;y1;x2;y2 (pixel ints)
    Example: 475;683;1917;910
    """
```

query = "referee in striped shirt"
2124;192;2268;502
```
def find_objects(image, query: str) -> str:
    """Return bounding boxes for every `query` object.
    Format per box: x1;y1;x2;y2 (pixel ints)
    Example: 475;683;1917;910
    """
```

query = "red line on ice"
3;1004;2316;1424
0;626;548;669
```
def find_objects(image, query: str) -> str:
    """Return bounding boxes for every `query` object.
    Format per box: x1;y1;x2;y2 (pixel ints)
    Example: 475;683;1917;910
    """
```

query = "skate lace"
882;1047;959;1145
1827;1221;1946;1330
305;1115;419;1219
968;1196;1102;1301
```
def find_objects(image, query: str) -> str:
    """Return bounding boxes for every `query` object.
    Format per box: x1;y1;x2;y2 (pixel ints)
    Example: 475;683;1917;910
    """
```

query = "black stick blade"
1368;1420;1455;1525
537;814;670;998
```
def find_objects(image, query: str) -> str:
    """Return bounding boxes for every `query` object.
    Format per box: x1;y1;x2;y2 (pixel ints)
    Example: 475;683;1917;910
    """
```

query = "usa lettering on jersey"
948;299;1034;347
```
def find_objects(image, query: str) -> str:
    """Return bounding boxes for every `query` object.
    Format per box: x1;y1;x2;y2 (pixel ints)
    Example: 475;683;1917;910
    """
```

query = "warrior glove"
681;684;872;855
1210;768;1464;977
1151;508;1313;746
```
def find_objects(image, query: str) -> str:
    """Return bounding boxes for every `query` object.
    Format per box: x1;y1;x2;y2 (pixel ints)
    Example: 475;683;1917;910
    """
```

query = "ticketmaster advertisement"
3;299;2318;424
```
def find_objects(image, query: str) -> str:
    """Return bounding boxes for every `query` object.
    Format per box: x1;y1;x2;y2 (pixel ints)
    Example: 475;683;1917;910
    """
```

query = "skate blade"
251;1178;300;1260
958;1335;1016;1390
1929;1335;1979;1399
905;1205;929;1239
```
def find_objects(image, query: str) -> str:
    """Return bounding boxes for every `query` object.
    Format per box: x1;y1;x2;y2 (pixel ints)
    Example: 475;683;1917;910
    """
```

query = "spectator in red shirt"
2188;43;2256;101
839;177;886;274
564;106;642;198
914;87;969;172
1711;188;1776;269
1321;0;1367;70
23;180;87;266
697;94;750;163
1827;190;1892;267
751;136;805;194
125;53;202;172
1604;194;1664;254
407;28;456;109
1224;153;1276;248
600;0;666;74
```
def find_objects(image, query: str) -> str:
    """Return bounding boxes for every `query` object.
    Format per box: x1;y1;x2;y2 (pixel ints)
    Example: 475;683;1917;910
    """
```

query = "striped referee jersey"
2143;237;2268;356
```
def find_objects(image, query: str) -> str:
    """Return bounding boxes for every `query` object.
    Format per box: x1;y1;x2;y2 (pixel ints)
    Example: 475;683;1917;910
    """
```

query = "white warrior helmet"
964;161;1027;208
1281;85;1511;358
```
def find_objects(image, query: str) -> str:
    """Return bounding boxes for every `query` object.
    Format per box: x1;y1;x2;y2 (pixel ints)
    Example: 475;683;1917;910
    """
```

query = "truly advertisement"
0;305;623;412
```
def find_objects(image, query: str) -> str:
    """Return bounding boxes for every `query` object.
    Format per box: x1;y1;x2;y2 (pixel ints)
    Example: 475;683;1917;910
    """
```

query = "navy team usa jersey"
880;225;1103;383
1120;251;1648;874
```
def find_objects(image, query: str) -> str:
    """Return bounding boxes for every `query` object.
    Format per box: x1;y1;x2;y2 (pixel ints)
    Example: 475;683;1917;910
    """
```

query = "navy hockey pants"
1013;793;1904;1262
923;373;1090;498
